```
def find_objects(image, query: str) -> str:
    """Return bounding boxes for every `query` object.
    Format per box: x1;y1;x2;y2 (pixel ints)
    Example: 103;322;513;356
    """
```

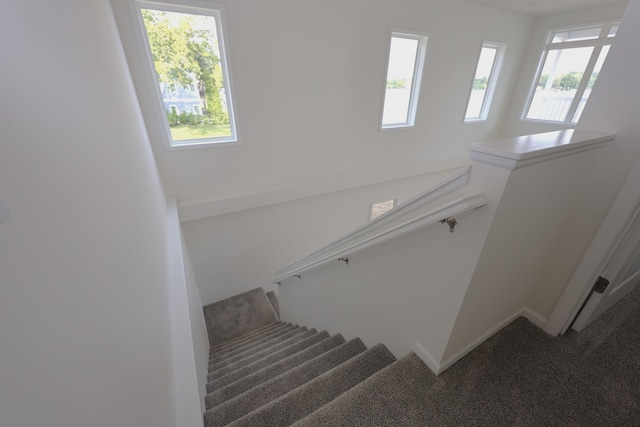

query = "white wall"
277;182;500;367
0;2;176;426
181;232;211;413
500;1;628;138
167;200;208;425
443;147;604;361
529;0;640;320
182;168;463;305
120;0;533;211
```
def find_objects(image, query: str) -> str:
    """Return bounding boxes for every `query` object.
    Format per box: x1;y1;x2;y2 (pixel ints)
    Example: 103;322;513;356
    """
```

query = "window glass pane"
608;25;619;38
572;45;611;123
465;47;497;120
526;46;593;121
141;8;233;144
382;36;419;126
370;200;396;220
552;27;601;43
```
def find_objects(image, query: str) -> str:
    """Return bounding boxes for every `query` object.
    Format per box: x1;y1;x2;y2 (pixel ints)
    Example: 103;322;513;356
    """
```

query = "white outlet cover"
0;195;9;224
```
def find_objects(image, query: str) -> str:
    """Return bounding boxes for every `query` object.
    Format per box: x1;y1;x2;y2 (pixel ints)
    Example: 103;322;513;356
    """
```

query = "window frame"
132;0;240;150
380;30;429;130
463;42;506;123
521;20;619;125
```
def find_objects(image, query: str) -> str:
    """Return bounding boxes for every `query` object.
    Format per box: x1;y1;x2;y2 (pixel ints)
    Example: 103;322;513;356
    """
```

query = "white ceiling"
468;0;626;16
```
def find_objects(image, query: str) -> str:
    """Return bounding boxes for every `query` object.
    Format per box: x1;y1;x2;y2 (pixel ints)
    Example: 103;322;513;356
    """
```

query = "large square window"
523;22;618;124
137;1;237;147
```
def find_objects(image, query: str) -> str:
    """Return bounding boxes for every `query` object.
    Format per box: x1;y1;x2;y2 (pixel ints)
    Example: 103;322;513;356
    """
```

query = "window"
464;43;505;122
137;1;237;147
381;32;428;129
370;199;397;220
523;22;618;124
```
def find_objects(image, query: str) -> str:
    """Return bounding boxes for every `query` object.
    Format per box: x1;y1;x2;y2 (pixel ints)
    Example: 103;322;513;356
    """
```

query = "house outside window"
137;1;238;147
522;21;618;124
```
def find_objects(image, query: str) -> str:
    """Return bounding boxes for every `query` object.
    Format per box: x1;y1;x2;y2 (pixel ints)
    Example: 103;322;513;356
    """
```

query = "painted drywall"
443;147;605;360
0;1;175;426
181;229;210;413
116;0;533;211
500;1;628;138
529;0;640;320
182;167;464;305
167;200;206;426
277;166;508;365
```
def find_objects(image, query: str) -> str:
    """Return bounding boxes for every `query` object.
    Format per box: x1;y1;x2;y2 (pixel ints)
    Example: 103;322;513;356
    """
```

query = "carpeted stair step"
209;324;300;365
293;352;438;426
209;322;281;356
207;331;332;394
203;338;369;426
228;343;397;427
205;333;346;409
203;287;279;347
208;328;318;382
209;326;304;372
210;322;290;358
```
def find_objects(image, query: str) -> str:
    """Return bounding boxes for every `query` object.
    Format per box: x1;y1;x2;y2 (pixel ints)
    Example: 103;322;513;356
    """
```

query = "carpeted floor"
411;284;640;426
203;286;640;426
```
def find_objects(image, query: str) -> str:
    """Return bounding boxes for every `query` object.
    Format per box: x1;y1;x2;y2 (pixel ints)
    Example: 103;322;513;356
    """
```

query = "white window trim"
380;30;429;131
520;20;619;126
128;0;240;150
463;42;506;123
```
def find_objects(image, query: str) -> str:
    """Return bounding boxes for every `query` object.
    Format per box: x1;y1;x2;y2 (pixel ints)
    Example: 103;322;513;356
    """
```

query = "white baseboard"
412;341;441;374
178;158;470;222
522;307;548;329
437;309;524;374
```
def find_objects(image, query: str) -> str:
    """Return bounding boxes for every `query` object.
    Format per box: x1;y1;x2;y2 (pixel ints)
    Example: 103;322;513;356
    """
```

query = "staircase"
203;288;436;426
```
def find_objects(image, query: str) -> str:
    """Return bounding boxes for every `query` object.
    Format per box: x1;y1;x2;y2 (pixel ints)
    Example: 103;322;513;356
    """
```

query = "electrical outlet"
0;195;9;225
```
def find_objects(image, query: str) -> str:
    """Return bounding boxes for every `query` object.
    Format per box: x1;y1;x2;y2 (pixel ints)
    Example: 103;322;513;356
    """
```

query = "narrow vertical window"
138;1;237;147
381;32;428;129
465;43;505;122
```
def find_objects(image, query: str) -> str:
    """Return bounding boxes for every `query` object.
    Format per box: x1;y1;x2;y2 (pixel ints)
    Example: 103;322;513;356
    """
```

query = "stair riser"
207;331;332;393
206;334;346;409
209;325;300;365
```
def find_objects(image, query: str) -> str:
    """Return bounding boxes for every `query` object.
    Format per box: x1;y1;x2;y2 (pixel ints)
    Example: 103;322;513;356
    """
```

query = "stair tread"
203;338;369;427
229;343;397;427
209;326;304;372
207;331;332;393
292;352;438;427
209;324;300;366
206;330;330;394
206;333;345;409
209;323;290;358
204;288;279;347
208;329;318;382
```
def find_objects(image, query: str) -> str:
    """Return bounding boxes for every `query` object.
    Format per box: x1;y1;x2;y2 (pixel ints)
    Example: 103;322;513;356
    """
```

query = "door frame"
544;159;640;336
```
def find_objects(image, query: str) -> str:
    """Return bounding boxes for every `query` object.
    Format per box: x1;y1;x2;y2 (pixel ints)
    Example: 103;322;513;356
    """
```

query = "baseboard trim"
178;158;470;222
522;307;548;329
412;341;441;375
438;309;524;374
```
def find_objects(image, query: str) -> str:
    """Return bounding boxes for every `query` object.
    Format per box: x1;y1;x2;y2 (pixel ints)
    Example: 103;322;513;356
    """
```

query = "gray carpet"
203;288;279;347
208;325;303;368
209;323;292;360
203;285;640;426
206;331;335;401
